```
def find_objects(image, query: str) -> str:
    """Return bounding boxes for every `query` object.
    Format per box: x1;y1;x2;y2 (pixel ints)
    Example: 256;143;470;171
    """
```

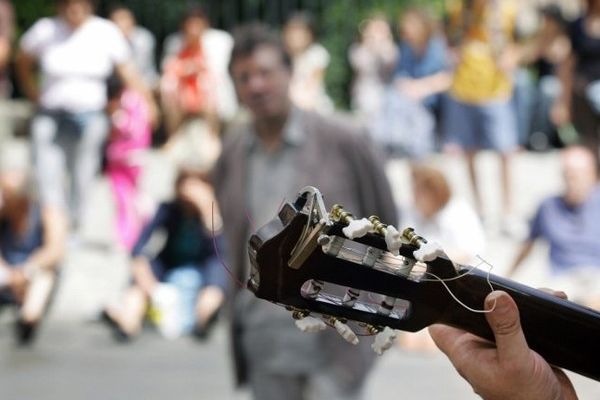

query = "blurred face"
562;151;598;205
362;18;392;43
400;14;427;49
541;15;561;36
110;8;135;37
0;171;28;205
58;0;92;28
283;23;313;55
182;16;207;43
230;46;291;120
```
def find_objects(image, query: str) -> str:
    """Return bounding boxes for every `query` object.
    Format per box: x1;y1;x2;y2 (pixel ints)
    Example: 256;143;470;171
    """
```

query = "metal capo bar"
288;187;332;269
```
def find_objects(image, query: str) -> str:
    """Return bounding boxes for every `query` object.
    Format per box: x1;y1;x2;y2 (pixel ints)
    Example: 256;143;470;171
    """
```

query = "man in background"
508;146;600;309
213;24;397;400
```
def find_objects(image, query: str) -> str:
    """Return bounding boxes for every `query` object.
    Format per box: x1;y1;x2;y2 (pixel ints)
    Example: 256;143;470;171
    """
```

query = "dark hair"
181;5;209;26
106;73;124;100
400;7;438;45
284;11;317;38
56;0;96;7
539;4;567;29
108;3;133;18
229;23;292;73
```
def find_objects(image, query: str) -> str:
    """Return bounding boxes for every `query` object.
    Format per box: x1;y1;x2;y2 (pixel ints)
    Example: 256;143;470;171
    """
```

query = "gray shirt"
242;109;324;374
213;108;398;386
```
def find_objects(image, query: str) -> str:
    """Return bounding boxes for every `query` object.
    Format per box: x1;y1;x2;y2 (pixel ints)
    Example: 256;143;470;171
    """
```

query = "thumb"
485;291;530;363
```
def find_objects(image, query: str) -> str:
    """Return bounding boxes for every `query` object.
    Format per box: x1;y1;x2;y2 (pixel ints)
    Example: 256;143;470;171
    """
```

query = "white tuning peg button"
413;241;445;262
372;327;397;355
333;319;359;345
342;218;373;239
295;316;327;333
385;225;402;256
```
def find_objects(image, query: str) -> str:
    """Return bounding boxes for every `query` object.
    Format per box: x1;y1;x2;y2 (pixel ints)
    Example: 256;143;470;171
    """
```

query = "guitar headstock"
247;186;463;337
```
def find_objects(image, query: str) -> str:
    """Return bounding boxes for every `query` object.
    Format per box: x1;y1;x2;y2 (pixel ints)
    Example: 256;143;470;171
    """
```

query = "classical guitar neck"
442;267;600;381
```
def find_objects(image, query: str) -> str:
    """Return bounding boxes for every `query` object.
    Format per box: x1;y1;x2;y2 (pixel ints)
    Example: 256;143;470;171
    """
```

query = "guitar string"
422;255;497;314
212;197;291;290
340;244;497;314
212;198;498;330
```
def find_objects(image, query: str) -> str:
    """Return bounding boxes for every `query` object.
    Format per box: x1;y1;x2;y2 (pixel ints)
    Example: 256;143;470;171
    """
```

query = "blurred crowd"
1;0;600;399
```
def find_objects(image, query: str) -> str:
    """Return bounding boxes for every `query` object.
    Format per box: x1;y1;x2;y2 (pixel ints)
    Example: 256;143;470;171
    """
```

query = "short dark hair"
229;23;292;73
107;3;132;17
56;0;96;7
284;11;317;39
181;5;209;26
539;4;567;29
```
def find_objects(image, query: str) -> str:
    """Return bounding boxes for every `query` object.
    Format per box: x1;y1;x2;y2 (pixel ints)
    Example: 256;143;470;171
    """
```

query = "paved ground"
2;149;599;399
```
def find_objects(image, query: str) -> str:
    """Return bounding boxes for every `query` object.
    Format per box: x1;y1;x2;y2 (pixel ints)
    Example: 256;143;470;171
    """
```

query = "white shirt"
404;198;485;264
21;16;130;112
289;43;333;112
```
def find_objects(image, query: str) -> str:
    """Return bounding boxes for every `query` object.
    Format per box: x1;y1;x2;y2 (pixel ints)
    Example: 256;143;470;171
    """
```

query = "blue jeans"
164;265;204;334
31;109;108;226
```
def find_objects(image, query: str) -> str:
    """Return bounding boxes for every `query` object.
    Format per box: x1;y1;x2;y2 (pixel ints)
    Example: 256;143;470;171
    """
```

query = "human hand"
429;290;578;400
180;178;217;218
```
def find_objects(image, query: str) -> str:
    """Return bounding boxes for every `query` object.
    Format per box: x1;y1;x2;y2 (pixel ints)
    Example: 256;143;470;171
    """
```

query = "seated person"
508;146;600;309
160;8;218;138
404;164;485;265
102;167;227;340
0;142;67;345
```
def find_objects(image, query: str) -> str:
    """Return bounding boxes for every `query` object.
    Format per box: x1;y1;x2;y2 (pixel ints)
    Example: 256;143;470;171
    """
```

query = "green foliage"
11;0;445;108
13;0;54;35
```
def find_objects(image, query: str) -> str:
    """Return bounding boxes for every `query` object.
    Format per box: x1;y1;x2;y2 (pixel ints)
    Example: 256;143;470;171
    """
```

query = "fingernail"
486;292;509;313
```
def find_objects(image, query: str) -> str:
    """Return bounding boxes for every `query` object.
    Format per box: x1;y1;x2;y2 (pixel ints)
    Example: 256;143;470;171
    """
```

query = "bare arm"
115;61;159;126
551;53;575;126
15;49;39;103
506;240;534;277
395;71;452;101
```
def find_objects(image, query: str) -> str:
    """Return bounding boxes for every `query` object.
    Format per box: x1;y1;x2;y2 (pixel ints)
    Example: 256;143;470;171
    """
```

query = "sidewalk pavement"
2;150;599;399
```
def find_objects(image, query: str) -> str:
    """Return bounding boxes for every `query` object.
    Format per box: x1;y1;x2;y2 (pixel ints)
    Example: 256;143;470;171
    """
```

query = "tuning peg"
295;316;327;333
304;279;324;299
330;318;359;345
384;225;402;256
368;216;402;256
330;204;354;225
342;288;361;307
342;218;373;239
377;296;396;316
372;327;398;355
402;227;427;247
413;241;445;262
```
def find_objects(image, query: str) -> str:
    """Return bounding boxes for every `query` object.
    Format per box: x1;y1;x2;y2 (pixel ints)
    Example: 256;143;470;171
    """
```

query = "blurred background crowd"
1;0;600;399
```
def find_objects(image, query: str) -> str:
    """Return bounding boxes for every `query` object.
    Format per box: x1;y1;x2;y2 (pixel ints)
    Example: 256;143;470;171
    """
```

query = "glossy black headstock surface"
247;187;600;381
247;195;465;332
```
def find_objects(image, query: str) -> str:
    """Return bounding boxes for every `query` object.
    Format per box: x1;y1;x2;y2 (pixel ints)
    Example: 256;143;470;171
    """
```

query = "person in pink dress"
105;76;152;250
